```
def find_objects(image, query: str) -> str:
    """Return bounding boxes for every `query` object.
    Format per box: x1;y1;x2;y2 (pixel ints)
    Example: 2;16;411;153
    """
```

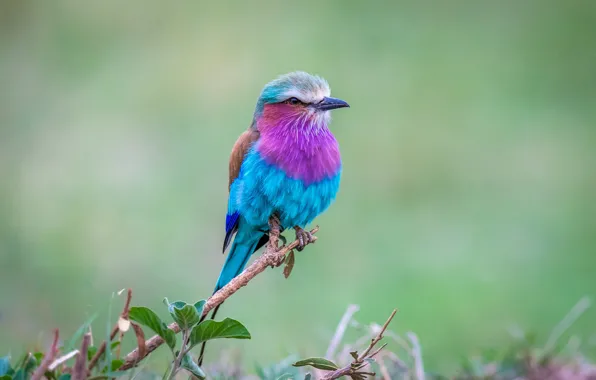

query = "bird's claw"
268;213;282;249
294;227;313;252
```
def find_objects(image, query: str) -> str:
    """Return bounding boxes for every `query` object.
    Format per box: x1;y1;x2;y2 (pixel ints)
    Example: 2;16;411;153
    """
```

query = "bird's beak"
313;96;350;111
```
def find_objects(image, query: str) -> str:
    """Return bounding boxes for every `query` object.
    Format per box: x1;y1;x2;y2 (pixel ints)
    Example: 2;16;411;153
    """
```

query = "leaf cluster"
129;297;250;380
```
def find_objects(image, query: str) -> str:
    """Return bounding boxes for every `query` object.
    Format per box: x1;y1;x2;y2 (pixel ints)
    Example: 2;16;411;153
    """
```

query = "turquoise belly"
229;149;341;230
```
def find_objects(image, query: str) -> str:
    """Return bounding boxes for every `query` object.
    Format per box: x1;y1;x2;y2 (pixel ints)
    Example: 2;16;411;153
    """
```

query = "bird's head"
253;71;349;132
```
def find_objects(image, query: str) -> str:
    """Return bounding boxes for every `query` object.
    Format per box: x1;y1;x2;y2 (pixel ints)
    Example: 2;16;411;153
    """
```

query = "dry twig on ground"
322;309;397;380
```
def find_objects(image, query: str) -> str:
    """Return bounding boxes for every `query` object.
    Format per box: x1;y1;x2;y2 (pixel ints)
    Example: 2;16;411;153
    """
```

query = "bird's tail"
215;232;261;293
198;232;262;366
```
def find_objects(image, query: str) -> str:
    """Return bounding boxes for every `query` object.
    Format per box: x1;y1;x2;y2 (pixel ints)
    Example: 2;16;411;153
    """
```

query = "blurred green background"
1;0;595;375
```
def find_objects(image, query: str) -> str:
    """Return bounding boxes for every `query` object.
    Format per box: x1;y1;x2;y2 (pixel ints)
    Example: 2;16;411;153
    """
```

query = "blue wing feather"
223;211;239;253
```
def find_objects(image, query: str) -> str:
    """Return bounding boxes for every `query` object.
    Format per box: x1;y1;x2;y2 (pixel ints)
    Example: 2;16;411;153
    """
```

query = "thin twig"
31;329;60;380
89;288;133;371
358;309;396;361
130;322;146;359
170;329;189;380
322;309;397;380
326;305;360;359
72;333;91;380
368;343;388;359
120;227;320;370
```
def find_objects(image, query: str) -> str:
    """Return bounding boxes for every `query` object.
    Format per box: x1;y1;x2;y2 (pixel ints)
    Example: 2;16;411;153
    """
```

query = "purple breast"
256;113;342;185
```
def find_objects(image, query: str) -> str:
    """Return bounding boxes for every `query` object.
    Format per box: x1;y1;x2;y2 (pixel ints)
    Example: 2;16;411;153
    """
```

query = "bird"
199;71;349;364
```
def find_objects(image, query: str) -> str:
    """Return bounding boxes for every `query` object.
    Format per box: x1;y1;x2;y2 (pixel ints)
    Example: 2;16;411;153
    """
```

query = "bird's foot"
294;226;314;252
268;213;282;250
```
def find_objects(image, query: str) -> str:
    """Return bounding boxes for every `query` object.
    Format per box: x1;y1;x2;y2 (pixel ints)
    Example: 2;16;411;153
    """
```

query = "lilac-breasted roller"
199;72;348;363
216;71;348;293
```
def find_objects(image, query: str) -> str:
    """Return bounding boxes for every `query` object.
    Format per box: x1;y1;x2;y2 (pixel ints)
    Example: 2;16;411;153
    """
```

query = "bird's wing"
223;128;260;252
229;128;260;189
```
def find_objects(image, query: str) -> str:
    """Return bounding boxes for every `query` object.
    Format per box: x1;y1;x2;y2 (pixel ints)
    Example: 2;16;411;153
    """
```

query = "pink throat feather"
256;103;341;185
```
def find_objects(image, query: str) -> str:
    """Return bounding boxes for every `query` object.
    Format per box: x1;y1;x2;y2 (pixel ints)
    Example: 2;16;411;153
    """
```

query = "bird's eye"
285;97;302;105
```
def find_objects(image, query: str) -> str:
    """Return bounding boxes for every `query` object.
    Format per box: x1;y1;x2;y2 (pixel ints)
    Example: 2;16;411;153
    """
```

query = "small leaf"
0;356;12;376
110;359;124;372
0;376;12;380
350;351;359;360
32;352;44;364
87;346;97;361
180;353;205;379
58;375;71;380
283;251;295;279
67;314;97;351
110;341;120;351
167;301;201;330
304;375;311;380
128;307;176;351
189;318;250;348
194;300;206;320
12;370;24;380
293;357;339;371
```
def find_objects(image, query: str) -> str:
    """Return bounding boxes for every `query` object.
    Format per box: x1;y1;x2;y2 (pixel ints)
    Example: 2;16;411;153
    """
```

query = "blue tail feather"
214;231;262;293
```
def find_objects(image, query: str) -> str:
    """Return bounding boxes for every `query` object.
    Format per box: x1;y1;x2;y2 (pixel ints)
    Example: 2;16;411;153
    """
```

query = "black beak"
313;96;350;111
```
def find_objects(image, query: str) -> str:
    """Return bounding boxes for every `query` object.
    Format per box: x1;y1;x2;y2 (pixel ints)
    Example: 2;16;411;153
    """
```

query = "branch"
72;333;91;380
170;329;189;380
31;329;59;380
120;226;320;370
322;309;397;380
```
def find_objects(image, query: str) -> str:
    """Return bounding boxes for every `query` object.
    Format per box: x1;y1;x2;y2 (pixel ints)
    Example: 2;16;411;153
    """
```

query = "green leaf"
304;375;311;380
109;341;120;351
67;313;97;351
86;346;97;361
194;300;206;320
58;374;71;380
188;318;250;348
0;356;12;376
110;359;124;372
0;376;12;380
180;353;205;379
292;357;339;371
166;300;201;330
32;353;43;365
129;307;176;351
12;369;26;380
